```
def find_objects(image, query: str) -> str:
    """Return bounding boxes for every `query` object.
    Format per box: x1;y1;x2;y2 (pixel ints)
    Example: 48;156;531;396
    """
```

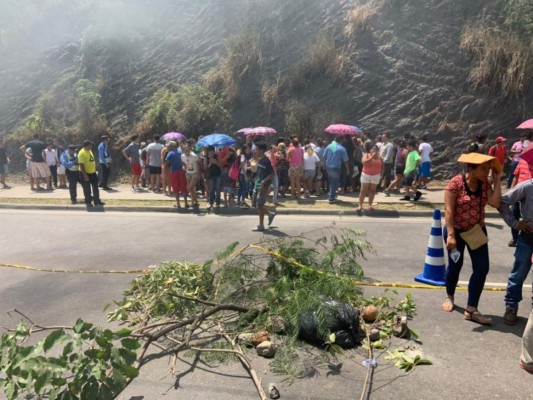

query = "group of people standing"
19;138;107;207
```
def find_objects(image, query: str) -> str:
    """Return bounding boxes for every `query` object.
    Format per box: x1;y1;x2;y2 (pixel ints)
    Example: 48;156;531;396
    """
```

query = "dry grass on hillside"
261;74;285;118
461;25;533;100
344;1;379;37
204;33;263;103
292;36;349;89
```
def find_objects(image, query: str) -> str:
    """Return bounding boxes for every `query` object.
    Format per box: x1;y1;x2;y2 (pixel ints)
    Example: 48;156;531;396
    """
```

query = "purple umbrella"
161;132;187;142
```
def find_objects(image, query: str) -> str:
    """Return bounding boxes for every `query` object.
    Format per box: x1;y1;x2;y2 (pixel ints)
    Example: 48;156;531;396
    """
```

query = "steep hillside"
0;0;532;177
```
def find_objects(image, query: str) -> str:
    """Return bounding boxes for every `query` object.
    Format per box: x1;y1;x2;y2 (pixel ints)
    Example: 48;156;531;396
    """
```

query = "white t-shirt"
146;143;164;167
44;148;57;166
419;142;433;163
240;154;249;174
181;152;199;174
303;153;320;171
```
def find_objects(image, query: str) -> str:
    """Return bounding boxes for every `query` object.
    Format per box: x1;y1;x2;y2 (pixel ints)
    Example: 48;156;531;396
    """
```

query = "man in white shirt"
181;144;200;208
379;133;394;189
145;135;164;192
44;140;58;188
417;136;433;189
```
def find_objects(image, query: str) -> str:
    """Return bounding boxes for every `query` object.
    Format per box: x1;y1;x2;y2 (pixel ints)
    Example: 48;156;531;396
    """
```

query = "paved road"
0;210;531;399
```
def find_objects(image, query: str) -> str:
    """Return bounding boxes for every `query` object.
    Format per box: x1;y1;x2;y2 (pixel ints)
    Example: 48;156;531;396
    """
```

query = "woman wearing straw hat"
441;152;502;325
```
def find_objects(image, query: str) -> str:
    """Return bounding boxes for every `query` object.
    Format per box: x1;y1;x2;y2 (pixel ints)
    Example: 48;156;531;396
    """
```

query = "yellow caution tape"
0;253;506;292
0;263;146;275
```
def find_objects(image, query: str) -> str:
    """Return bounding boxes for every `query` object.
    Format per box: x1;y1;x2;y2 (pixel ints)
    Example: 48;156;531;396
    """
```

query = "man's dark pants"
80;172;101;205
99;163;111;188
49;165;58;187
65;169;79;202
383;163;394;189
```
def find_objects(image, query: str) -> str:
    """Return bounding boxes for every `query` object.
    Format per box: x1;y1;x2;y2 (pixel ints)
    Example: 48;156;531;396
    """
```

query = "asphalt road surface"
0;210;531;400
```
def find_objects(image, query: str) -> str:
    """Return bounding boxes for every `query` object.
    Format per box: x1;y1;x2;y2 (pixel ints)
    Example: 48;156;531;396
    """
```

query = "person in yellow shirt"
78;140;104;208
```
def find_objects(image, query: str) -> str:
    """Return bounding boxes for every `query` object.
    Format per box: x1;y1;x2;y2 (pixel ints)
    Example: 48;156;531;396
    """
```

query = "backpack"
228;159;240;180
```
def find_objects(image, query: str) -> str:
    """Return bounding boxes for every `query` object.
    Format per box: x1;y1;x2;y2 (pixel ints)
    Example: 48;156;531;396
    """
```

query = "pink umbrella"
517;119;533;130
240;127;277;137
161;132;187;142
324;124;360;135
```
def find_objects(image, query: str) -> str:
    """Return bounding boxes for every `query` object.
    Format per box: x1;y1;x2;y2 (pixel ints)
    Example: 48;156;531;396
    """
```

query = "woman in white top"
302;145;320;198
181;144;200;208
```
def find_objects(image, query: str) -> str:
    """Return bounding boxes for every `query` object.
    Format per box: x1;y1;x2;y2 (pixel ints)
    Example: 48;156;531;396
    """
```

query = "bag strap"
463;174;483;224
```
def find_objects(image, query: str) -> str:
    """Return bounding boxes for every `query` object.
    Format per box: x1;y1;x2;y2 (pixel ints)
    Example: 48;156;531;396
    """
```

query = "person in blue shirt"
323;137;349;203
165;141;189;209
60;145;80;204
98;135;112;190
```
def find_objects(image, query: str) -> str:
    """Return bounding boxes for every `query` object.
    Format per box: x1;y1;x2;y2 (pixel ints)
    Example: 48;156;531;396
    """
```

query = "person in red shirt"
488;136;507;168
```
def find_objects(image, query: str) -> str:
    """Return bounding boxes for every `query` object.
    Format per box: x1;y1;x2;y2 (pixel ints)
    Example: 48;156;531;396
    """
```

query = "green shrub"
503;0;533;36
284;99;312;137
144;84;232;137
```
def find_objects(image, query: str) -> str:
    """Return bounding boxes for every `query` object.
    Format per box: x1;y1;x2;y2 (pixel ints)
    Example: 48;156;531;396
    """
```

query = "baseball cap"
496;136;506;143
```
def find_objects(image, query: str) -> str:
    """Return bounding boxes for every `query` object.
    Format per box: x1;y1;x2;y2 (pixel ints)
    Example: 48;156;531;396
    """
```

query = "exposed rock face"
1;0;531;177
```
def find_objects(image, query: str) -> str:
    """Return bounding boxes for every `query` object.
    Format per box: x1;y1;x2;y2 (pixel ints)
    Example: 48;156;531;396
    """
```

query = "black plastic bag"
298;300;360;349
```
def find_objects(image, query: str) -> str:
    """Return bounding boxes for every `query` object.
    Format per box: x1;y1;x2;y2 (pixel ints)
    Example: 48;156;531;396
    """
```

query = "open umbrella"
239;126;277;137
517;119;533;130
161;132;187;142
324;124;360;135
197;133;236;147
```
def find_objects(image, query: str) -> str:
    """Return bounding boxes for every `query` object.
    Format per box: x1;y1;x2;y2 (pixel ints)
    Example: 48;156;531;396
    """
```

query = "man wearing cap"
60;144;80;204
78;140;104;208
488;136;507;169
98;135;112;190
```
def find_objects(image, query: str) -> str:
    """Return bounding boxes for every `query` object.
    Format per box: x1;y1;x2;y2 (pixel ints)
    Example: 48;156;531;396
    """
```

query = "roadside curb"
0;202;502;219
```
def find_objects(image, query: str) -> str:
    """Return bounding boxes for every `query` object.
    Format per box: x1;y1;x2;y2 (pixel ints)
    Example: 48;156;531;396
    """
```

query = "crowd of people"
2;128;533;372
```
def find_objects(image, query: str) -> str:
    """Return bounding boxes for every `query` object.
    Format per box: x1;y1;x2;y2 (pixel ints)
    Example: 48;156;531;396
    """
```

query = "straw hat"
457;153;501;174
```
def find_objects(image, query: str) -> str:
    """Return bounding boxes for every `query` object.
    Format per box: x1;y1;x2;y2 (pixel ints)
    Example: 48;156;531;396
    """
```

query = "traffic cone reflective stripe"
415;208;446;286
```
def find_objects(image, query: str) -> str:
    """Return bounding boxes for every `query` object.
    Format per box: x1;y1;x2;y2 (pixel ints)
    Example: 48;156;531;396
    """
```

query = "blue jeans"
443;226;489;308
327;168;341;201
209;176;221;206
506;234;533;310
511;202;521;242
238;173;247;203
508;161;518;188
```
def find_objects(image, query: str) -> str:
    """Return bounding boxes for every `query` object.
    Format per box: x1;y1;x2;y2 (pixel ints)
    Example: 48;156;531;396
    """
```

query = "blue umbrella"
197;133;236;147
